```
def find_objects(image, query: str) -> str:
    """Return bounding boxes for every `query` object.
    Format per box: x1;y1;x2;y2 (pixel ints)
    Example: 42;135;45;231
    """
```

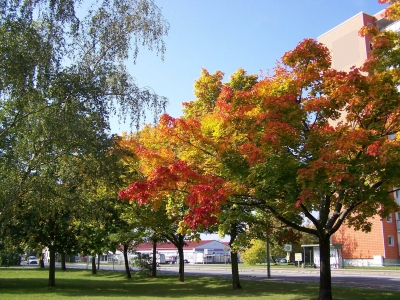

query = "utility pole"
266;232;271;279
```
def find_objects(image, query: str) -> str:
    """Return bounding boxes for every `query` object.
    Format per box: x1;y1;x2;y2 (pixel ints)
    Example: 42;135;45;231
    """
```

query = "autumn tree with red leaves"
119;3;400;299
201;35;400;299
118;126;221;282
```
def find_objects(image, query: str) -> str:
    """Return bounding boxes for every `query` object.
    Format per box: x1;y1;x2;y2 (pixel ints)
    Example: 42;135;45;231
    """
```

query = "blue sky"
110;0;388;133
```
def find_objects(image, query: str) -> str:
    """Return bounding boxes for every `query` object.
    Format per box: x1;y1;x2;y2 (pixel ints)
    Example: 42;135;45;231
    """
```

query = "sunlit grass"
0;268;398;300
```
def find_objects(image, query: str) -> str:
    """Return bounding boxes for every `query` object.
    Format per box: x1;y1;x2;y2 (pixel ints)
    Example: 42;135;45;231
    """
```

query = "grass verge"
0;267;398;300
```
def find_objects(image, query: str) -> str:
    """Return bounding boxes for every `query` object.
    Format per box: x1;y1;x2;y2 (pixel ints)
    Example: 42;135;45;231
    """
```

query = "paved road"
160;265;400;292
30;263;400;292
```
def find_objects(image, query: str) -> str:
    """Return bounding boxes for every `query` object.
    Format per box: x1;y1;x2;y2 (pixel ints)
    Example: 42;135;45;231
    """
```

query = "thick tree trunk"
178;234;185;282
152;239;157;278
230;251;242;289
48;245;56;286
123;244;131;278
97;253;101;270
61;252;66;270
318;236;332;300
230;223;242;290
91;256;97;274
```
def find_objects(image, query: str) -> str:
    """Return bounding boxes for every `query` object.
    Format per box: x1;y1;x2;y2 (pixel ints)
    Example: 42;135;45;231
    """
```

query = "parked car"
279;258;287;263
27;256;38;265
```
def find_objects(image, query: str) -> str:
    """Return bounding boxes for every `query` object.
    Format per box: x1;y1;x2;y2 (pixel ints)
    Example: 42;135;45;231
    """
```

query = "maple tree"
119;68;263;289
118;128;208;282
121;43;400;300
193;36;399;298
120;3;400;299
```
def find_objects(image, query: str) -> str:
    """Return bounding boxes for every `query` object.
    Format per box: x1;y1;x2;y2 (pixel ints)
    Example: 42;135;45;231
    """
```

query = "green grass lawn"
0;268;398;300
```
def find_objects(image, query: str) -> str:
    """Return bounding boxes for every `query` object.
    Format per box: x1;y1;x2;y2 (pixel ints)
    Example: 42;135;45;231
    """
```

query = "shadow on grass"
0;268;398;300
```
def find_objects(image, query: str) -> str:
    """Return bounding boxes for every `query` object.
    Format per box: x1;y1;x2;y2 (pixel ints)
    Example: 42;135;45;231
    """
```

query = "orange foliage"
119;32;400;230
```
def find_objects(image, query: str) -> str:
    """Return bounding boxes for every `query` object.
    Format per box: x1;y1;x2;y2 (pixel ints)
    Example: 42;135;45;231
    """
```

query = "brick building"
317;10;400;266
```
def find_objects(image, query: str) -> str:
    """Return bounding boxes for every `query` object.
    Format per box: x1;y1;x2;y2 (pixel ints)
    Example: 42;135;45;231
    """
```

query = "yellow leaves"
177;220;191;235
186;68;225;117
358;25;379;37
201;114;224;138
226;68;258;91
381;1;400;21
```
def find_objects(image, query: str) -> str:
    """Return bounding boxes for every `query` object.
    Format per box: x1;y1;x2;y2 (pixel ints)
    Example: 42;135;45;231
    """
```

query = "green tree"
0;0;169;287
240;239;266;265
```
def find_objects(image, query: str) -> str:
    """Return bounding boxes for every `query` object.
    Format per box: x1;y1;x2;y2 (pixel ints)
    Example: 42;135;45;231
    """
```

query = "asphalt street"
160;265;400;292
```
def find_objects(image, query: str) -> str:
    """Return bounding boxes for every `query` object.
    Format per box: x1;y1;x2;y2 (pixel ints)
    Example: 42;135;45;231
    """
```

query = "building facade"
133;240;231;264
318;10;400;266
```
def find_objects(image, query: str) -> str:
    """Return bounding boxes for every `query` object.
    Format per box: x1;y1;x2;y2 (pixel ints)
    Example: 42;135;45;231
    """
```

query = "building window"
388;236;395;246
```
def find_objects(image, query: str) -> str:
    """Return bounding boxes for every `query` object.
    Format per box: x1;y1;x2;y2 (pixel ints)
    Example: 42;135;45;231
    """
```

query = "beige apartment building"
318;10;400;266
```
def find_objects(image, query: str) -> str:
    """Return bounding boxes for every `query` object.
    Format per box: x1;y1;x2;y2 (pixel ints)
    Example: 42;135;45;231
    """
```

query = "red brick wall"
332;217;384;259
382;212;399;258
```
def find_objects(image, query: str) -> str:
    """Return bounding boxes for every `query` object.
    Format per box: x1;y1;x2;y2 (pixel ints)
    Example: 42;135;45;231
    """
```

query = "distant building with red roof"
134;240;232;264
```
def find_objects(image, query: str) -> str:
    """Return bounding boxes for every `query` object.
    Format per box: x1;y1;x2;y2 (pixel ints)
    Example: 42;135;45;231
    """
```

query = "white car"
27;256;38;265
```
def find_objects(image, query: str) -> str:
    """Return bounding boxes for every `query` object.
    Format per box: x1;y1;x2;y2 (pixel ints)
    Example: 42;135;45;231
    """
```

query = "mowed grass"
0;268;398;300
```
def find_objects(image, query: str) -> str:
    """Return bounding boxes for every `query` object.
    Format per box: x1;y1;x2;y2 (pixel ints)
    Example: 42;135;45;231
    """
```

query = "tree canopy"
0;0;169;286
119;3;400;297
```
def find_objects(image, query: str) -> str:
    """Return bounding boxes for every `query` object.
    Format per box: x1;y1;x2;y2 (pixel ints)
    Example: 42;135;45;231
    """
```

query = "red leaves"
283;39;331;71
218;86;233;102
119;159;230;229
366;141;382;157
159;114;176;129
238;143;264;165
275;228;302;245
120;23;400;234
183;179;229;229
295;189;318;207
118;182;151;205
261;121;297;145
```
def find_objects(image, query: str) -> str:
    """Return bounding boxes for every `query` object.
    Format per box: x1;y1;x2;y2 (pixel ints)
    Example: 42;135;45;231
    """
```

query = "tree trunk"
91;256;97;274
123;243;131;278
178;234;185;282
97;253;101;270
230;223;242;290
152;239;157;278
61;252;66;270
230;250;242;289
48;245;56;286
318;236;332;300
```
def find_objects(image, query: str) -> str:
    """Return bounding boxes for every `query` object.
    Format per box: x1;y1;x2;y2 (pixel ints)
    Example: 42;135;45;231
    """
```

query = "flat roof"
301;244;342;249
318;11;374;40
